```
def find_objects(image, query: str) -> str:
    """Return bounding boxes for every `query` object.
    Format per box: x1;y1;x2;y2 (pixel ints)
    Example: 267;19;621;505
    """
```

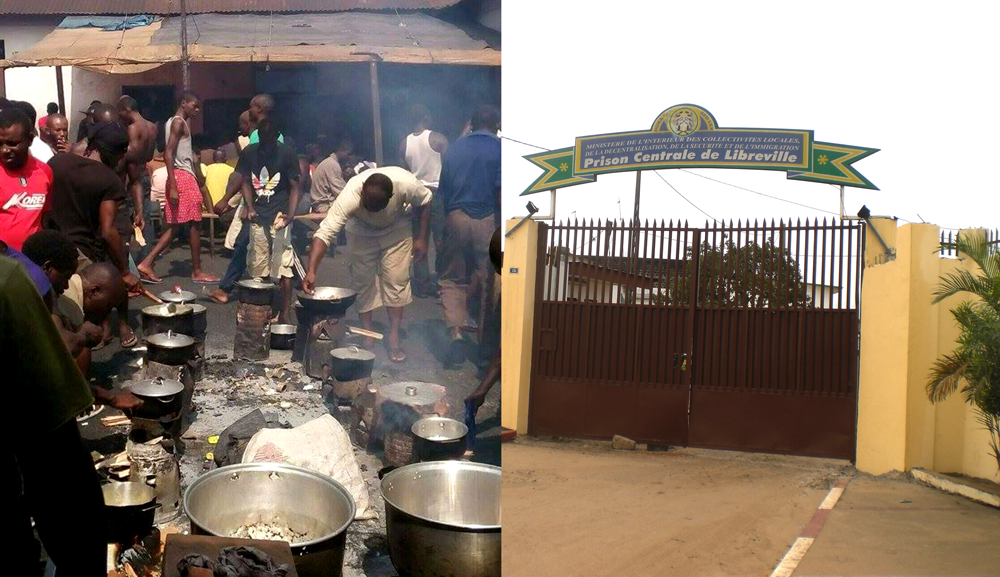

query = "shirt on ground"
310;154;347;212
437;130;500;219
236;142;300;223
0;155;53;250
1;243;52;298
203;162;234;205
45;153;127;263
0;257;93;436
314;166;432;247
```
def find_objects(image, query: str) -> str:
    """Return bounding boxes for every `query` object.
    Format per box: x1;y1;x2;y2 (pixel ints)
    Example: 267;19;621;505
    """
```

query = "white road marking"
819;486;845;510
769;537;815;577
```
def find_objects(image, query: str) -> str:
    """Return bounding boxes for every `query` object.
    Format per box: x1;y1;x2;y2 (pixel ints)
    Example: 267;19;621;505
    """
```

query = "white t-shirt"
29;139;53;164
314;166;432;246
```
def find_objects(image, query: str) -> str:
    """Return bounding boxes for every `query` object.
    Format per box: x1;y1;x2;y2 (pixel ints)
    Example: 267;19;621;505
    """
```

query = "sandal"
120;332;138;349
389;349;407;363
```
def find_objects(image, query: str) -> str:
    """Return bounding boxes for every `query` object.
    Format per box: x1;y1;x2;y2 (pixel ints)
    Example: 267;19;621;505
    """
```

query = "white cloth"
313;166;432;247
404;130;442;188
151;166;168;204
29;140;53;163
242;415;374;520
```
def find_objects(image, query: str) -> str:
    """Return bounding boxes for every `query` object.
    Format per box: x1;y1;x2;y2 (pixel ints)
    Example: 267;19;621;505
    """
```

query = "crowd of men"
1;92;500;572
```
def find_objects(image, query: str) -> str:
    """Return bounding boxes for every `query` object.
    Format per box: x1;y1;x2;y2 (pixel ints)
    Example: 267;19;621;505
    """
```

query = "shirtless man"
39;113;71;156
117;96;157;260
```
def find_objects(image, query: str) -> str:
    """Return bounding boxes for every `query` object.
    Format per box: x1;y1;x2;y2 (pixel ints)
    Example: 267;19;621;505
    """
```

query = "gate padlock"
680;353;688;371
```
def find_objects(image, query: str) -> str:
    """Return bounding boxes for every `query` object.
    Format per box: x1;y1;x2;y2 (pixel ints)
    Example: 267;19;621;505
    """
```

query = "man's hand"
122;272;141;293
79;321;104;348
412;238;428;262
110;390;144;411
244;207;259;222
303;271;317;295
213;199;230;216
133;212;145;231
166;178;179;205
274;214;290;230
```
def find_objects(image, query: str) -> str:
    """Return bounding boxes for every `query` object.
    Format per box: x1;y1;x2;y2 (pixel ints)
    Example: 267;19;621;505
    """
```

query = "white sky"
500;1;1000;232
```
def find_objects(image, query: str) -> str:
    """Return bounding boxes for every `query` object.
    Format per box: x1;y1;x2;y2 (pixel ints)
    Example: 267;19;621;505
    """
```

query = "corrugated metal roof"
0;0;461;15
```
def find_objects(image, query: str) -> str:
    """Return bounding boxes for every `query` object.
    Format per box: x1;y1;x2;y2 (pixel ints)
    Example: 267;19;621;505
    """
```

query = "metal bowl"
411;417;469;461
184;463;356;577
298;287;357;315
380;461;500;577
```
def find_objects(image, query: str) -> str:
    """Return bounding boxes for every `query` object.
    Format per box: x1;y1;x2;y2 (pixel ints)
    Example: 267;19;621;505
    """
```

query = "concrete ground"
83;238;500;577
502;436;1000;577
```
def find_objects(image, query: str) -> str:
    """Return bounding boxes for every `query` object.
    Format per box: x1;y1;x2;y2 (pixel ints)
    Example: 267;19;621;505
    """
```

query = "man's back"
128;117;157;166
45;153;126;261
438;131;500;218
204;162;235;205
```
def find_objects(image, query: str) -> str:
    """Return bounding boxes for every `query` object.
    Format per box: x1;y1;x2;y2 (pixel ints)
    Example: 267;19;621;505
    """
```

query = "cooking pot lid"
129;376;184;398
159;288;197;303
238;278;275;291
142;303;193;318
147;331;195;348
379;381;445;405
188;303;207;314
331;345;375;362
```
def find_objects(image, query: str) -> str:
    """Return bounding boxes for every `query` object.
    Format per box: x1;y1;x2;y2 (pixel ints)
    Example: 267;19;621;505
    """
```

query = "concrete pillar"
501;218;542;433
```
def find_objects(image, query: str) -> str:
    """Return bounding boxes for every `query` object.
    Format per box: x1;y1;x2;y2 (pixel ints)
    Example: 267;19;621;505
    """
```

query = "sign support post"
628;170;642;303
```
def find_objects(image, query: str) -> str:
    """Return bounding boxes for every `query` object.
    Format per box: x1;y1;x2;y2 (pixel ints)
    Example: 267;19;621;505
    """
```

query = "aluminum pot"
146;331;197;366
184;463;356;577
298;287;357;316
380;461;500;577
128;376;185;421
330;346;375;382
238;279;275;306
189;303;208;335
102;481;159;543
141;303;194;338
270;324;296;350
411;417;469;462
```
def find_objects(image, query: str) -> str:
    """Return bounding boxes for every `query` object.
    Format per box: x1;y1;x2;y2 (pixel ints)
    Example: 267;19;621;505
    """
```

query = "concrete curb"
501;428;517;442
911;468;1000;508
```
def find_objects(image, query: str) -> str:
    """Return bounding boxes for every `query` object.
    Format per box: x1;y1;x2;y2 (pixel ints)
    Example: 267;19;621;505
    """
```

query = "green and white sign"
521;104;878;195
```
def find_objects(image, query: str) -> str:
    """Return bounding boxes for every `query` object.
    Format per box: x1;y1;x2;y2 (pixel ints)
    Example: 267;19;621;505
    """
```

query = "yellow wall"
501;218;541;433
857;222;999;482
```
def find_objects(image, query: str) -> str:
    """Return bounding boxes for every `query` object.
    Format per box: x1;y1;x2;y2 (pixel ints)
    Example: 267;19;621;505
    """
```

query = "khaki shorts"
248;222;294;280
348;233;412;313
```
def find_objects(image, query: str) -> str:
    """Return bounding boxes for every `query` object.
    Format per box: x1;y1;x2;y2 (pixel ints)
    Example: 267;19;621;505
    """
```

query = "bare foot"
208;289;229;304
192;271;220;284
136;263;162;284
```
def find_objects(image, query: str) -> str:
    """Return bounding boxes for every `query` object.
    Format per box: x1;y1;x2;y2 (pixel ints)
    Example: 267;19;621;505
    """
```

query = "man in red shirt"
0;108;53;250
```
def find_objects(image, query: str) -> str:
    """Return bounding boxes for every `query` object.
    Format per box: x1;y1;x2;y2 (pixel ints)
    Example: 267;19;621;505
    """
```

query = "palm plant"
927;233;1000;476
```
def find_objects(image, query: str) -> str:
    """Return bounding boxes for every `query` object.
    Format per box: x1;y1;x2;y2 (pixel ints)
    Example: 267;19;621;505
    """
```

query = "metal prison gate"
528;218;864;460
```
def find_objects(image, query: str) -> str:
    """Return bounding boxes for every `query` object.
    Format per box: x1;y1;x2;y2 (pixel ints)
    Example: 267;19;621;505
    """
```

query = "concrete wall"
501;218;540;433
0;16;64;118
856;220;999;482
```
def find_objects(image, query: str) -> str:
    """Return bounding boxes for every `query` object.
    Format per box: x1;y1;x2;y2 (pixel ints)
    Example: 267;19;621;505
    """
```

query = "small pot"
189;303;208;335
146;331;197;366
271;323;296;350
128;377;185;421
411;417;469;462
238;279;275;306
159;288;197;304
330;346;375;382
102;481;160;543
141;303;194;338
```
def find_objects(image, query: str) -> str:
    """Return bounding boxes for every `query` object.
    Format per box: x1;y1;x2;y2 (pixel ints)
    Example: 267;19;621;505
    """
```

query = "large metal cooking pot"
330;345;374;382
189;303;208;335
270;323;296;350
127;377;184;421
146;331;197;366
411;417;469;462
298;287;357;316
141;303;194;338
184;463;356;577
102;481;159;543
381;461;500;577
238;278;275;306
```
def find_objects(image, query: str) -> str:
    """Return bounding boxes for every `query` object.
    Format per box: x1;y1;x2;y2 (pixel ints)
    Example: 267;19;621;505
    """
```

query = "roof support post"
180;0;190;89
55;66;65;114
369;59;384;166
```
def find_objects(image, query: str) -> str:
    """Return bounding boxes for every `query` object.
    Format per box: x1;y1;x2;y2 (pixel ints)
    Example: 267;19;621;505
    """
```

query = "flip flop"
389;349;407;363
120;333;138;349
92;339;111;351
192;276;220;284
140;275;163;285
